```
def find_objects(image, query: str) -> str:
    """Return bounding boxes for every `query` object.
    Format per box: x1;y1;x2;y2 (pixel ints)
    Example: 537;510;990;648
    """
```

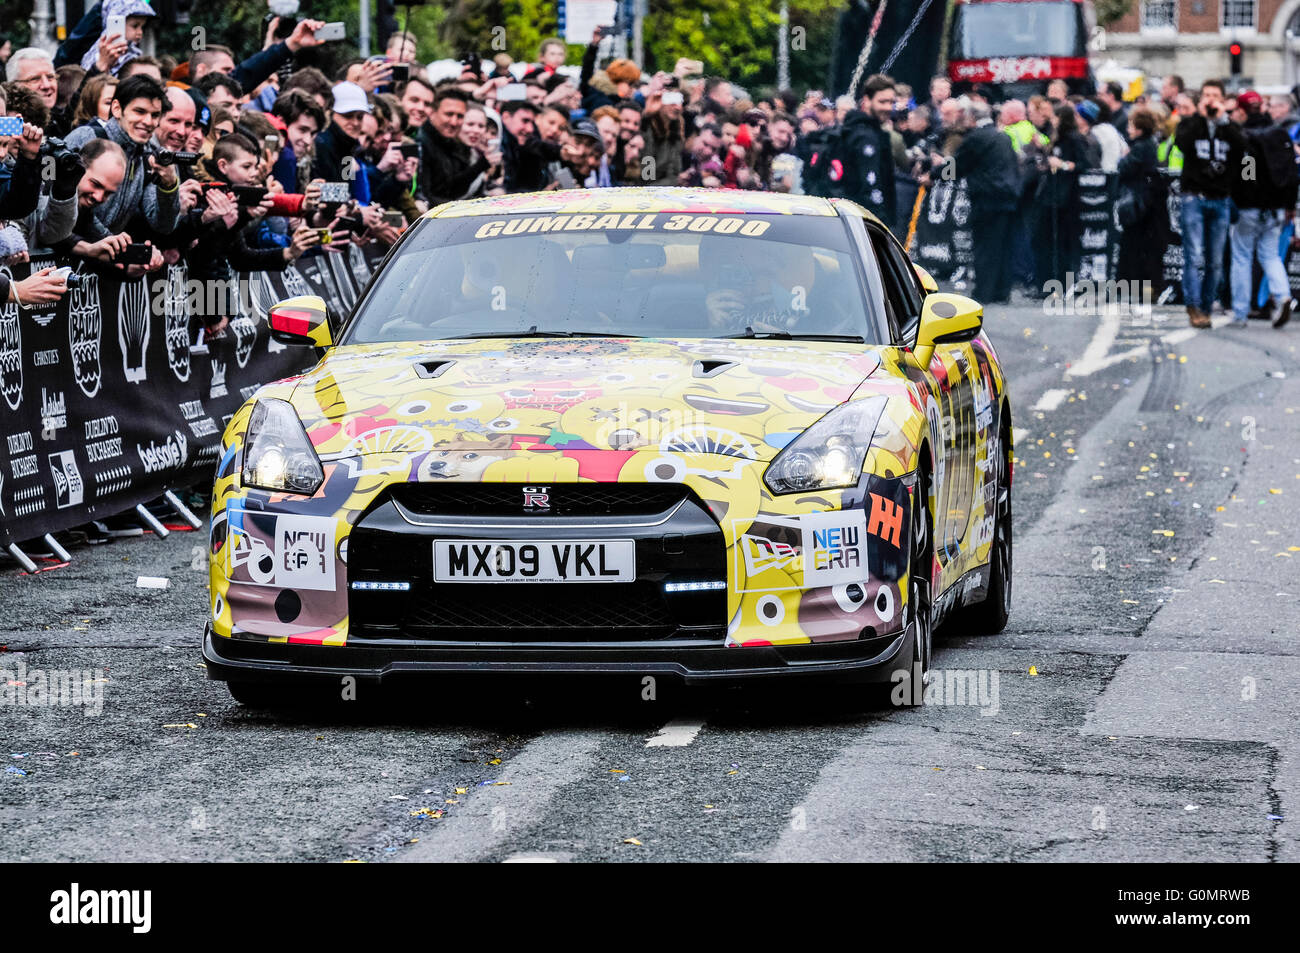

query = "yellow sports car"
203;188;1012;705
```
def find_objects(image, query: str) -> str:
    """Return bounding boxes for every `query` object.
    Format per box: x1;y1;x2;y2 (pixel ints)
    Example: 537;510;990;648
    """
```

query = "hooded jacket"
840;109;896;225
64;117;181;238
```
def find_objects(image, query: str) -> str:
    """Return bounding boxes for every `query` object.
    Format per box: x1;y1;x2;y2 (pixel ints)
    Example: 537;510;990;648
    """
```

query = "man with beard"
840;73;897;225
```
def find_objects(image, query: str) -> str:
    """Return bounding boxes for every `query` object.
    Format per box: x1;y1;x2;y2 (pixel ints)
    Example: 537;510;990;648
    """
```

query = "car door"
865;226;977;572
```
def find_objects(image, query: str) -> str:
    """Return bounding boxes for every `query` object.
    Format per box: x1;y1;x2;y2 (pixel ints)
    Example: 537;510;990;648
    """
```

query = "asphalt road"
2;299;1297;863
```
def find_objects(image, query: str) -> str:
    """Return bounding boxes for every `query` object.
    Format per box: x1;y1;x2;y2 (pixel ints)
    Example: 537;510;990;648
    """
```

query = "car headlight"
763;397;888;494
241;398;324;495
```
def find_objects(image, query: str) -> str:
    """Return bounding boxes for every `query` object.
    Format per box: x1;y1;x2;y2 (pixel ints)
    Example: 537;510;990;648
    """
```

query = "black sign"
0;245;382;548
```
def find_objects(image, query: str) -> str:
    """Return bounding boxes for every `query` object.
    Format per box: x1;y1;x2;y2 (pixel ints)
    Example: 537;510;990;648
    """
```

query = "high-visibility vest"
1157;136;1183;172
1004;120;1049;154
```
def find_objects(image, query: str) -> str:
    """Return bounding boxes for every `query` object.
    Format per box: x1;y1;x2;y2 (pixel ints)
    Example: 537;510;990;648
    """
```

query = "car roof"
427;186;841;219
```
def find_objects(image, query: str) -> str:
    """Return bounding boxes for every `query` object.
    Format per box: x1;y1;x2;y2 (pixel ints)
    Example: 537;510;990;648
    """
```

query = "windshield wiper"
444;326;643;340
724;327;865;343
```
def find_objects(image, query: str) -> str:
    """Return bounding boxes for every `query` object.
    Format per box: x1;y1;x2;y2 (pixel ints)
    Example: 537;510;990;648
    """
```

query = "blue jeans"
1230;208;1290;320
1180;194;1231;313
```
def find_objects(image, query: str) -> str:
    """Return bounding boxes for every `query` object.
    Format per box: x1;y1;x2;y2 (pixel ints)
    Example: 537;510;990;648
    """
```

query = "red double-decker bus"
948;0;1095;100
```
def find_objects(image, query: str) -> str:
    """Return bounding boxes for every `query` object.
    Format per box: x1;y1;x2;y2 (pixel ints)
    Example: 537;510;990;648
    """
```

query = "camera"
63;273;83;289
38;136;85;180
264;12;298;41
461;51;482;77
153;148;199;167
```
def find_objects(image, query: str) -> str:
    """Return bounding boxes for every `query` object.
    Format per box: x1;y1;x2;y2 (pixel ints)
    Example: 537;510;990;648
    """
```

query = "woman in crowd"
1035;103;1094;291
72;73;116;128
1116;106;1168;293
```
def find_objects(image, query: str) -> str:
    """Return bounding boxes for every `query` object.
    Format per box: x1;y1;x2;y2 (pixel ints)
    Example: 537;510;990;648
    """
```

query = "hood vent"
415;359;456;379
693;358;737;379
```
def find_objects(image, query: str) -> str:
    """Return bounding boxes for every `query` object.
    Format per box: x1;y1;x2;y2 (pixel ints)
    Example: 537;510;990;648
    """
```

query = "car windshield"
951;2;1084;59
342;211;882;344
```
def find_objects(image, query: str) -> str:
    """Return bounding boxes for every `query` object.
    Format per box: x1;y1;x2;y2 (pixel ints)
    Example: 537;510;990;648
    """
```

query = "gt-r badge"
522;486;551;509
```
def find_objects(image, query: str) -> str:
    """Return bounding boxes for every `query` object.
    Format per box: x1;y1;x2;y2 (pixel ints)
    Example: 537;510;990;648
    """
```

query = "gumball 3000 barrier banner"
0;245;380;549
910;172;1120;286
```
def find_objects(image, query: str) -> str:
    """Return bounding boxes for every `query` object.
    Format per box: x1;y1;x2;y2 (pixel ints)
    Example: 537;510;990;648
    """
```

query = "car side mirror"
269;295;333;347
913;263;938;295
915;292;982;350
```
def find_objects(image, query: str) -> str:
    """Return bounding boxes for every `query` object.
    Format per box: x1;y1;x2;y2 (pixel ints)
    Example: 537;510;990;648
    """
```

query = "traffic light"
1230;42;1243;77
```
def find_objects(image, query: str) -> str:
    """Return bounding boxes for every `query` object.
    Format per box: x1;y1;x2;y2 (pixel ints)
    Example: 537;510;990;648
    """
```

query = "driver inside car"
700;235;820;335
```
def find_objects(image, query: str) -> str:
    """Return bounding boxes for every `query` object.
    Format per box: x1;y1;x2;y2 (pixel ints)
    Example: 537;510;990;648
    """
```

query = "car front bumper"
202;622;911;687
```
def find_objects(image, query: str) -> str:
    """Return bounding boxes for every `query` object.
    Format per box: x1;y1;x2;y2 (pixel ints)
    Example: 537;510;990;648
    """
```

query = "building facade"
1106;0;1300;89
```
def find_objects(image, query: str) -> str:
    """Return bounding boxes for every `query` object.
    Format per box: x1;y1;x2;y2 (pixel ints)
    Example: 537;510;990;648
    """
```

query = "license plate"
433;539;636;583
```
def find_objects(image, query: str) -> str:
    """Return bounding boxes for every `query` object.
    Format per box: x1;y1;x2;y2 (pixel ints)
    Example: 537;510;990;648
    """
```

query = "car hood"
287;338;885;463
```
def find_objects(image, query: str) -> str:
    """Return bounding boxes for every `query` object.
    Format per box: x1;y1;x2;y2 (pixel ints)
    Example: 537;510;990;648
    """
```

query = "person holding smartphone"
1174;79;1246;328
79;0;155;77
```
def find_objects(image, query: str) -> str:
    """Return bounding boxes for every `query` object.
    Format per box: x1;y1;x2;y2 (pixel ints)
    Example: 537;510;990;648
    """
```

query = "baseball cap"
1237;89;1263;109
331;81;372;116
569;118;602;145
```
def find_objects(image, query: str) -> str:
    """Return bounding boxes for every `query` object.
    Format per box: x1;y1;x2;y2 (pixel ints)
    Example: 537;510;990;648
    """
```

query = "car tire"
890;470;934;708
953;429;1013;635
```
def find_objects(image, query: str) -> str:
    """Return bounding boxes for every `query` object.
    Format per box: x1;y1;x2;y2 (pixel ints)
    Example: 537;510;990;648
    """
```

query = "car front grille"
347;481;726;643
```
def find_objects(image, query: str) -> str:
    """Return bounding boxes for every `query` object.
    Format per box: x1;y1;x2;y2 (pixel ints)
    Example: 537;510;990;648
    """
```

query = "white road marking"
646;718;705;748
396;730;603;864
1065;311;1120;379
1032;388;1071;412
503;854;560;863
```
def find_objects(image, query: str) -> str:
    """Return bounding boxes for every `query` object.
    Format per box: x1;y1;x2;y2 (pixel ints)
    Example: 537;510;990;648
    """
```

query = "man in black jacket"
840;74;898;226
955;101;1021;304
417;87;492;207
1174;80;1244;327
1228;90;1298;328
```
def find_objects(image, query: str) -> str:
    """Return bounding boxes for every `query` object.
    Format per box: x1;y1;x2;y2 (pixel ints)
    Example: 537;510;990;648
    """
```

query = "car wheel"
909;475;935;683
888;472;934;708
957;433;1013;635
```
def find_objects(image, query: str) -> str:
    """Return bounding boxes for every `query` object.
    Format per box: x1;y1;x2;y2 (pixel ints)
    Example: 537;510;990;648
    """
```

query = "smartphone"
336;214;366;235
231;185;267;205
554;168;576;190
316;22;346;42
399;141;421;159
316;228;333;246
0;115;23;137
661;91;684;106
121;244;152;265
383;209;405;227
486;137;501;155
390;63;410;84
105;13;127;40
597;25;618;39
319;182;350;203
497;83;528;102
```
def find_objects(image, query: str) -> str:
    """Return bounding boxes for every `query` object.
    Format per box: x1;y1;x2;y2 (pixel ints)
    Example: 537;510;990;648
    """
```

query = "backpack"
801;125;858;200
1244;126;1299;208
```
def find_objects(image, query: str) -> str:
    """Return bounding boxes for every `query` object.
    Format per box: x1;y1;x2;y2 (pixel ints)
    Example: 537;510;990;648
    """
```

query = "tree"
643;1;843;90
1094;0;1134;28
